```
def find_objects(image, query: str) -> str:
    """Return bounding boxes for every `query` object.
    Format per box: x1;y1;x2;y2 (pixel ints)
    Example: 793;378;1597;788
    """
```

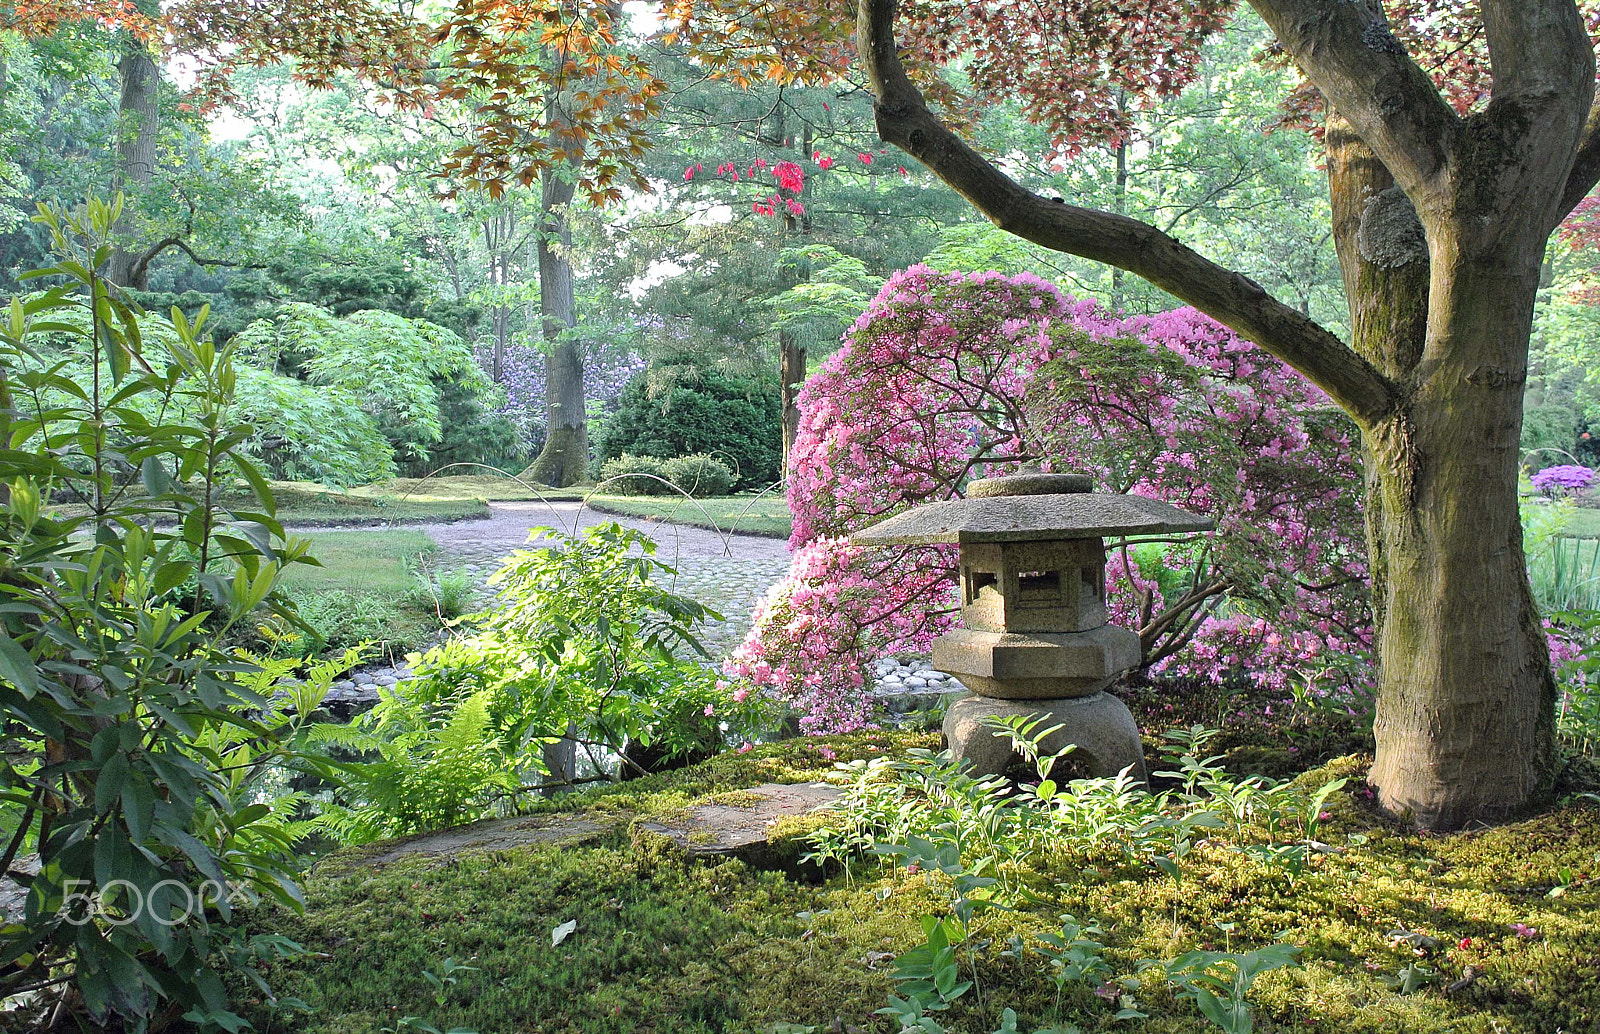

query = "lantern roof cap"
849;476;1214;545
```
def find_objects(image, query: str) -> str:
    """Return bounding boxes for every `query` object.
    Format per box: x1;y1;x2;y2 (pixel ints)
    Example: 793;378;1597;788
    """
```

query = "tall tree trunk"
779;331;804;476
1327;116;1558;828
524;168;588;487
106;40;159;289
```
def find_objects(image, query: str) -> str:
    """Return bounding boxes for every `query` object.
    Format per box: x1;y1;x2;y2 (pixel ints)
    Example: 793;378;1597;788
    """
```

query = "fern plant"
320;523;774;840
316;690;518;843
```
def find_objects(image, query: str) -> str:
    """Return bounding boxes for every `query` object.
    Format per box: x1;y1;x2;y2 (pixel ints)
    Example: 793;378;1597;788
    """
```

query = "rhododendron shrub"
1531;464;1596;496
730;266;1370;730
731;538;955;733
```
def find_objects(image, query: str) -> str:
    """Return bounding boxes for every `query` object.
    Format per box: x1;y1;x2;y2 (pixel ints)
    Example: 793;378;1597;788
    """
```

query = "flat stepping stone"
363;813;621;866
635;782;840;863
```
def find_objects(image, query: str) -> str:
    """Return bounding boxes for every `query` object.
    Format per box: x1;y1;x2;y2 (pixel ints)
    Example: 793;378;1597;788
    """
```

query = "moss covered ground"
242;727;1600;1034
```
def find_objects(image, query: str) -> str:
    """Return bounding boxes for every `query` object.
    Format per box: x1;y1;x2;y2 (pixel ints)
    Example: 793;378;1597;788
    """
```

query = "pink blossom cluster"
733;265;1375;730
726;537;956;732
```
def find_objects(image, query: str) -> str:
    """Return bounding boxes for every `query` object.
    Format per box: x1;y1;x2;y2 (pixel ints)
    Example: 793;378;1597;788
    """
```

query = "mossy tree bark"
855;0;1600;828
1329;120;1558;827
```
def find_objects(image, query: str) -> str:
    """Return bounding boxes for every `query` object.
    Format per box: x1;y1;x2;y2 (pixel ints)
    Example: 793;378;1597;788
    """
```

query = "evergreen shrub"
595;369;782;489
599;453;670;495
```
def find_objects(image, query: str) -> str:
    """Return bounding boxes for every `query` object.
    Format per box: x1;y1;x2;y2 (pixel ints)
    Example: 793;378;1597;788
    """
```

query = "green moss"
243;741;1600;1034
705;790;769;808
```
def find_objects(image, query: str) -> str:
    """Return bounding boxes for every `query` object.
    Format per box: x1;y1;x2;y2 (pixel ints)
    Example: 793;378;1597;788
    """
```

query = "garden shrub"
1531;463;1596;496
600;452;671;495
397;373;525;479
1521;402;1583;472
26;292;398;486
732;266;1369;731
0;199;332;1030
236;300;503;480
232;364;396;483
661;452;736;497
316;523;771;842
595;368;782;489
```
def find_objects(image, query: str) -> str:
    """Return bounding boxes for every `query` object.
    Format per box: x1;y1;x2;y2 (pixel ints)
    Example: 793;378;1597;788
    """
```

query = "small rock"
375;675;398;688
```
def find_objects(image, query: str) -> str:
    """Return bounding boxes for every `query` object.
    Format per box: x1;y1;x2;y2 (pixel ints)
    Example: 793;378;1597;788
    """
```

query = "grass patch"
261;482;491;525
264;530;447;664
1564;505;1600;539
280;530;438;594
371;475;590;503
243;731;1600;1034
584;493;792;539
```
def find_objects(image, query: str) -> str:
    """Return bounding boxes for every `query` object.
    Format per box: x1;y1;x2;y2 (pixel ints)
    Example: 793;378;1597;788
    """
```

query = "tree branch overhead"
854;0;1400;429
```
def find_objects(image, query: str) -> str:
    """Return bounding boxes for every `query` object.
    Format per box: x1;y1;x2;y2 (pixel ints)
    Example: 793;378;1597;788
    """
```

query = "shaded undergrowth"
231;728;1600;1034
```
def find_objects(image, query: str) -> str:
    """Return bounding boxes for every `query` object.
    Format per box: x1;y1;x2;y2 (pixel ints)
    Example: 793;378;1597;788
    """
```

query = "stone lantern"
850;472;1212;782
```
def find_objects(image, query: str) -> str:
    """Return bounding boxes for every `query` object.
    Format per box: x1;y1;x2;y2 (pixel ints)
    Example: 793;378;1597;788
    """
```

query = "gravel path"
416;500;791;566
284;501;793;660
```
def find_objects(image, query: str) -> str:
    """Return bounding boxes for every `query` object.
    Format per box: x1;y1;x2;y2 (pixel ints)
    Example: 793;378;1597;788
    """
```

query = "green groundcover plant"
316;522;774;843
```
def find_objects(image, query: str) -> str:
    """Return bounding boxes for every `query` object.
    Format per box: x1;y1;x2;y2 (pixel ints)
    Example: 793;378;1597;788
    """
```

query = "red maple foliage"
17;1;1600;201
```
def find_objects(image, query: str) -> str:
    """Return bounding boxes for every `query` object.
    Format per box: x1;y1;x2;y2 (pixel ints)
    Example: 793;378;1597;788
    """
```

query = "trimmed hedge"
661;453;735;497
598;454;670;495
599;453;736;498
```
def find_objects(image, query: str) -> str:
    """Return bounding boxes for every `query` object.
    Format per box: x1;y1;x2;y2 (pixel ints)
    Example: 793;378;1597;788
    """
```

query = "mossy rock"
631;781;841;871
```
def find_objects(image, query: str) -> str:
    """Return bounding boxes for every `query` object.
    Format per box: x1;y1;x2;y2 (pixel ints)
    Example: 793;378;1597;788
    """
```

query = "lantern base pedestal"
932;625;1141;700
942;692;1147;785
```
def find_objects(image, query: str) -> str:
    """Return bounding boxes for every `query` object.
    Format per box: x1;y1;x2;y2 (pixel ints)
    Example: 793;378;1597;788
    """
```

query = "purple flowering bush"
1531;464;1596;496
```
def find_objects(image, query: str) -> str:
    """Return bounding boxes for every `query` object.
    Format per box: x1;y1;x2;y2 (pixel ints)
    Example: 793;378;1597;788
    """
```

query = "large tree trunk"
524;168;589;487
106;40;159;289
1327;116;1559;828
1361;290;1557;827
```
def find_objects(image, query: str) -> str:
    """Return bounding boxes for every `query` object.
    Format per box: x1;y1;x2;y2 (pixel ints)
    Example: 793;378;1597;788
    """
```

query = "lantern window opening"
1016;570;1063;600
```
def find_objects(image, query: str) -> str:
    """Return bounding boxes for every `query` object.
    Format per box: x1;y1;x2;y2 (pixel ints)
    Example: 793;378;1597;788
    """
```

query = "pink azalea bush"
728;266;1374;730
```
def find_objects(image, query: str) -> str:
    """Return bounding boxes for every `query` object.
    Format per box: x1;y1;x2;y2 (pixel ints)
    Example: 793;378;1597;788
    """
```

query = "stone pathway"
363;814;622;866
